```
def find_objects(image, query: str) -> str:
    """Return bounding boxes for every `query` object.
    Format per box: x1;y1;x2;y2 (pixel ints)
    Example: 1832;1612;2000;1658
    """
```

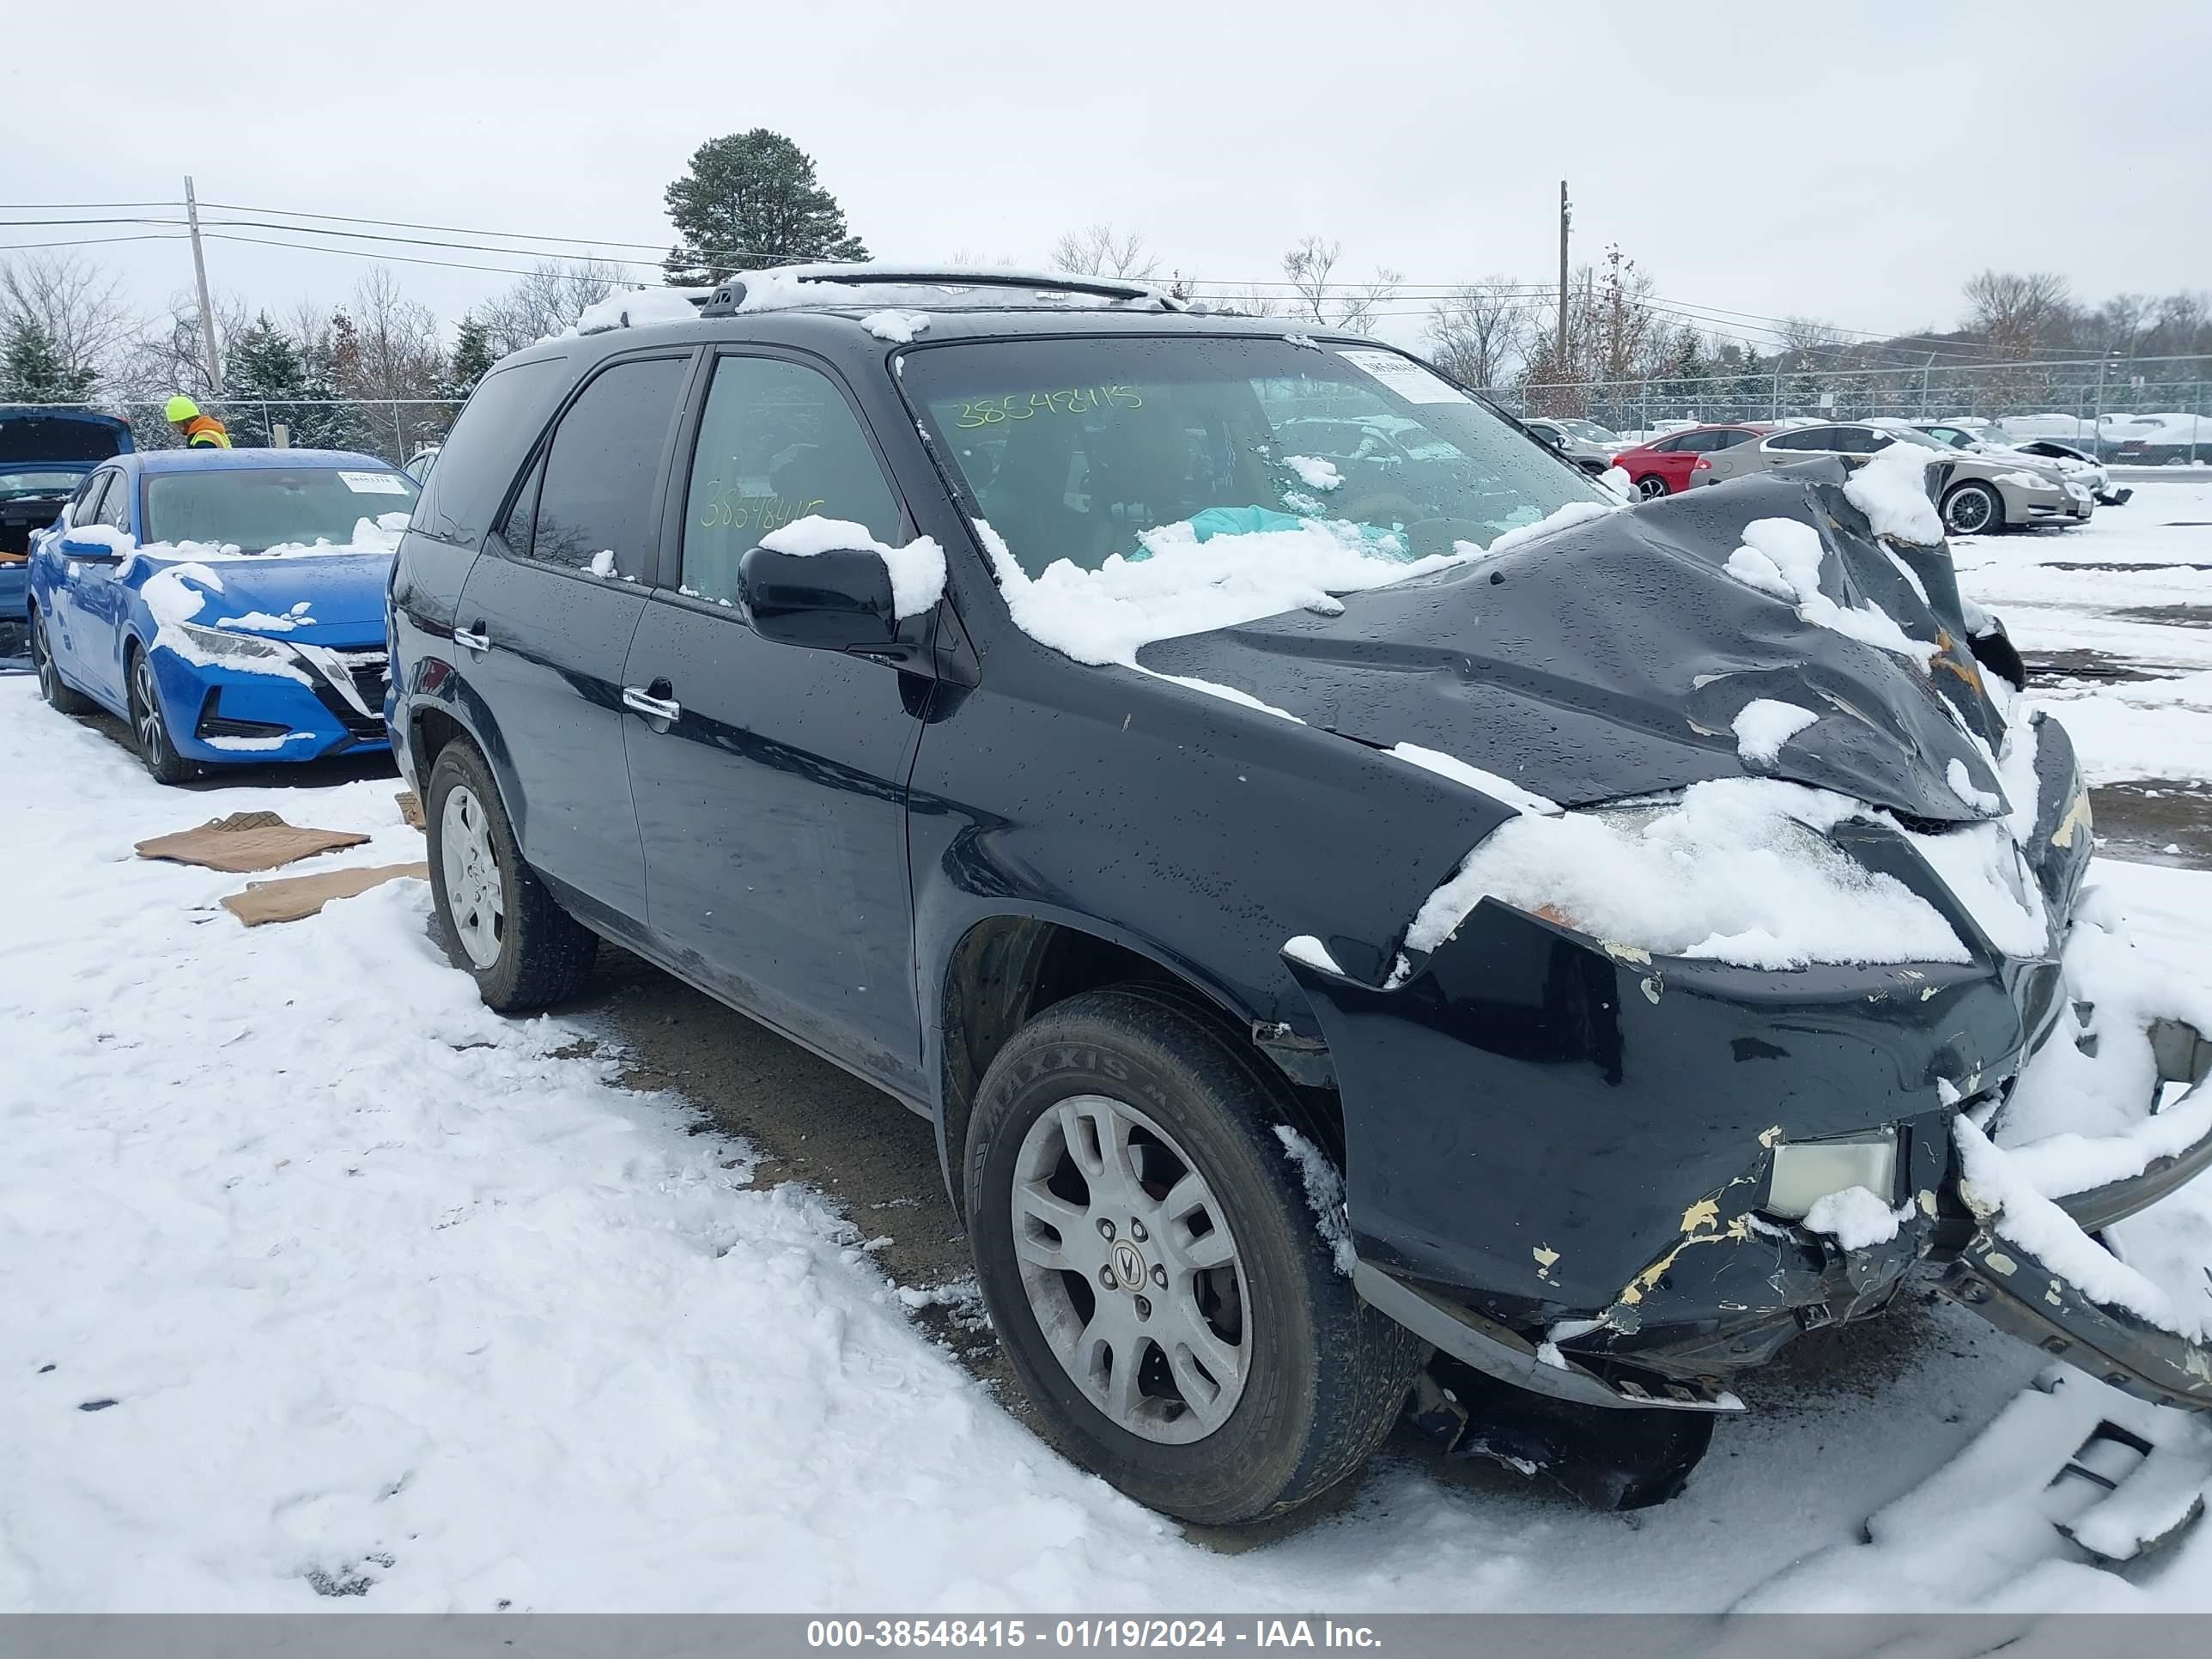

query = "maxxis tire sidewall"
964;991;1403;1525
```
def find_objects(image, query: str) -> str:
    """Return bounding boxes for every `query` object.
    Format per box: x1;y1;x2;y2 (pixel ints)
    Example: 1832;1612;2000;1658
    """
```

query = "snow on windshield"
971;503;1611;669
911;336;1614;667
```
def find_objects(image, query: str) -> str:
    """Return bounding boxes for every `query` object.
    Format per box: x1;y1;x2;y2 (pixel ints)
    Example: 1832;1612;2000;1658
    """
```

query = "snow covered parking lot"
6;485;2212;1613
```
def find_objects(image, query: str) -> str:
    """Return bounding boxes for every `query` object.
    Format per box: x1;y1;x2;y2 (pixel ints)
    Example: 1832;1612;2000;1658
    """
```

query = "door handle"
453;622;490;653
622;684;682;723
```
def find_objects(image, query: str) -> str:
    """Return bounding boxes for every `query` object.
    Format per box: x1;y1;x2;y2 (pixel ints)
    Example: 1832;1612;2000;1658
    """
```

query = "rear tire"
1633;473;1669;500
964;985;1423;1525
125;645;196;785
424;739;597;1011
1942;479;2004;536
30;608;94;715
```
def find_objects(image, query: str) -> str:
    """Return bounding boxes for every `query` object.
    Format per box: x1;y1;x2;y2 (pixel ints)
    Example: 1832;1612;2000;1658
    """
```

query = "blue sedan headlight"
173;622;298;666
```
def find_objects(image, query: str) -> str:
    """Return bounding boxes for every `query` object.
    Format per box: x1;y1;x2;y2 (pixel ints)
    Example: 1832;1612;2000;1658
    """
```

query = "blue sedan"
27;447;419;782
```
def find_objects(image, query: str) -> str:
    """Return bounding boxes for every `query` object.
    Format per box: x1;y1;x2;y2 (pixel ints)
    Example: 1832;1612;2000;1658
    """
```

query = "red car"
1610;423;1769;499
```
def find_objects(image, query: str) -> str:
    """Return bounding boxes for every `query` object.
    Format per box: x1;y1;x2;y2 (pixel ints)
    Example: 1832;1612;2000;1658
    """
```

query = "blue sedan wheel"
128;648;196;785
32;610;94;716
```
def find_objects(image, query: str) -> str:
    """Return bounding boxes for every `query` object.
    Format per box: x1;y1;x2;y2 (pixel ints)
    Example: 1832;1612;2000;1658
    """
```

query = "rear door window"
1767;428;1831;452
415;356;571;547
678;355;902;604
526;356;690;574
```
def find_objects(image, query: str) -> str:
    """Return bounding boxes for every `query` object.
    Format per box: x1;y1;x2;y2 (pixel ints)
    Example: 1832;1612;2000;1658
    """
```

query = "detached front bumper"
1285;715;2212;1412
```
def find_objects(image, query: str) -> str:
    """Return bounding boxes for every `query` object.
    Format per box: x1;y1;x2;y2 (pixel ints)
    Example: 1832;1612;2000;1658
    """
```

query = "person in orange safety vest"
165;395;232;448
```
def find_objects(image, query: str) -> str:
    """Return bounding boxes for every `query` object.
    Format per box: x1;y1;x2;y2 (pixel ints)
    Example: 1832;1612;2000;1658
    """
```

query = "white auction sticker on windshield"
338;471;410;495
1338;349;1471;405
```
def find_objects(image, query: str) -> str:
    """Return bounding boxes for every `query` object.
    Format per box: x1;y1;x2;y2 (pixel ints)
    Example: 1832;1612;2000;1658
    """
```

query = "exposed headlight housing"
1765;1127;1899;1219
173;621;297;665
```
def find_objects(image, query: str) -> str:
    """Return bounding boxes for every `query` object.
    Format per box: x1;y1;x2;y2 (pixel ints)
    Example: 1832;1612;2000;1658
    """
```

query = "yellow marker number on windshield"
954;386;1144;428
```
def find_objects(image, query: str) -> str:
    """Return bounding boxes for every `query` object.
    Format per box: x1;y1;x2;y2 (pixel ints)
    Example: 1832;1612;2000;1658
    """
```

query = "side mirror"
59;533;126;562
735;544;897;654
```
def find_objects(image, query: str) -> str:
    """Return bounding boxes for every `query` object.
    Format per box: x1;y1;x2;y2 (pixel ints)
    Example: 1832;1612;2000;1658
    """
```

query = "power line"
3;196;2094;367
0;232;191;252
200;231;570;280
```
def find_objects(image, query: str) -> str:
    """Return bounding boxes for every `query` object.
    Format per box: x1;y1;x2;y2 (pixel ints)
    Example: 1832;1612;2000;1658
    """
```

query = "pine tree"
661;130;868;286
224;313;355;450
1;319;97;404
443;314;495;401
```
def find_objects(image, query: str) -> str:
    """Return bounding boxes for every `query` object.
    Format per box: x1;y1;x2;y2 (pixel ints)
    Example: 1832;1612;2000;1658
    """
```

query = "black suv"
390;269;2212;1525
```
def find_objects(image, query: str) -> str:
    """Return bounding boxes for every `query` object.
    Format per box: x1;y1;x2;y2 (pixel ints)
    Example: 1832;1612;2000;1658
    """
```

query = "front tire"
30;608;94;715
1633;473;1669;501
1942;479;2004;536
424;739;597;1010
964;986;1423;1525
126;646;196;785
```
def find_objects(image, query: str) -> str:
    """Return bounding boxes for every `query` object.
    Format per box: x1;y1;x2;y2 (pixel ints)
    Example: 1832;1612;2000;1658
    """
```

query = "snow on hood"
1133;466;2009;823
1396;776;1978;975
118;515;404;636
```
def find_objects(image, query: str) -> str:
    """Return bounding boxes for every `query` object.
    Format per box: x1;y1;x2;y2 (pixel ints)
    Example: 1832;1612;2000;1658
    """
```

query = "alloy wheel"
1636;475;1668;501
440;784;507;970
1010;1093;1250;1443
132;655;167;759
33;617;58;702
1948;485;1996;534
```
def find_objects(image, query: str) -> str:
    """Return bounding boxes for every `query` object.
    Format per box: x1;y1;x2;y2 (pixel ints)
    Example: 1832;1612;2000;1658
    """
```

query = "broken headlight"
1765;1127;1898;1220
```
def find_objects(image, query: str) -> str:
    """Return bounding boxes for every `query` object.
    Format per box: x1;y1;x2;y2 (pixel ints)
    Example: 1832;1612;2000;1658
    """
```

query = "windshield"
902;336;1606;575
0;467;86;495
1559;419;1620;444
142;466;417;550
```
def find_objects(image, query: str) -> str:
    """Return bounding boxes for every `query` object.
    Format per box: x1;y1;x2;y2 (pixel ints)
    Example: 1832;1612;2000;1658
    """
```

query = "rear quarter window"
414;357;571;546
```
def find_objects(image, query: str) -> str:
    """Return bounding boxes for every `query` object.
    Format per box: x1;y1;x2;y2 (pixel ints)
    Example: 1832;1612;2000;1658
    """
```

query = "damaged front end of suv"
1140;462;2212;1506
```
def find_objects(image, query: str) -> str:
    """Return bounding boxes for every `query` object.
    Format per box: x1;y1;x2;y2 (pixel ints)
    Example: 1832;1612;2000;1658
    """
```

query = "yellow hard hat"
165;395;200;423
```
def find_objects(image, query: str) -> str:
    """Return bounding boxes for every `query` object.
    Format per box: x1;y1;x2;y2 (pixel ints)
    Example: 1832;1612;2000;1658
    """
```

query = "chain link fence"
15;398;464;465
1486;353;2212;457
17;354;2212;465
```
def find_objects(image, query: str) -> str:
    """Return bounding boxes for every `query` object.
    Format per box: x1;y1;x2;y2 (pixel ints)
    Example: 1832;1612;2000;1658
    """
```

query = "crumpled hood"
1135;465;2008;823
145;550;391;641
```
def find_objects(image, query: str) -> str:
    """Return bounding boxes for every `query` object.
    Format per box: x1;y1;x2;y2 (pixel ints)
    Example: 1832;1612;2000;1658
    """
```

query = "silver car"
1522;416;1622;475
1916;422;2129;507
1695;421;2092;534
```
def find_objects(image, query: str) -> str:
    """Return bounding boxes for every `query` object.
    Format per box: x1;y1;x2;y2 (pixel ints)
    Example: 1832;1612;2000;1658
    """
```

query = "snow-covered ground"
3;483;2212;1613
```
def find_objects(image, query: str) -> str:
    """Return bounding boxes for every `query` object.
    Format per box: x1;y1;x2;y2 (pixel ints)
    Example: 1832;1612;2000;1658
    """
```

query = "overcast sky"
8;0;2206;351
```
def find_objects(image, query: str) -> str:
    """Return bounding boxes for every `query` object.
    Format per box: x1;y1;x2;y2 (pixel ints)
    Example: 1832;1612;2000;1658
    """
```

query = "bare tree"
478;260;620;358
335;268;442;404
115;289;254;405
1048;223;1159;281
1425;278;1530;389
1961;270;2074;357
0;252;137;392
1280;237;1401;335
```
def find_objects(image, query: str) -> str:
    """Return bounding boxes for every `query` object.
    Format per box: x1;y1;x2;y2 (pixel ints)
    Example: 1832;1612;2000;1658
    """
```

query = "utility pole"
185;176;222;392
1556;180;1571;365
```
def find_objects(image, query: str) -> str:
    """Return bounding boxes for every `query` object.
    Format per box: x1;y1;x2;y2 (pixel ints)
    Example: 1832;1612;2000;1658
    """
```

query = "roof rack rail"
696;266;1176;319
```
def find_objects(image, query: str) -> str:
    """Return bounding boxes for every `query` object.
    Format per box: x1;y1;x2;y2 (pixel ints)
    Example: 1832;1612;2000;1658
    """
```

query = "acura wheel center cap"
1110;1237;1147;1291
